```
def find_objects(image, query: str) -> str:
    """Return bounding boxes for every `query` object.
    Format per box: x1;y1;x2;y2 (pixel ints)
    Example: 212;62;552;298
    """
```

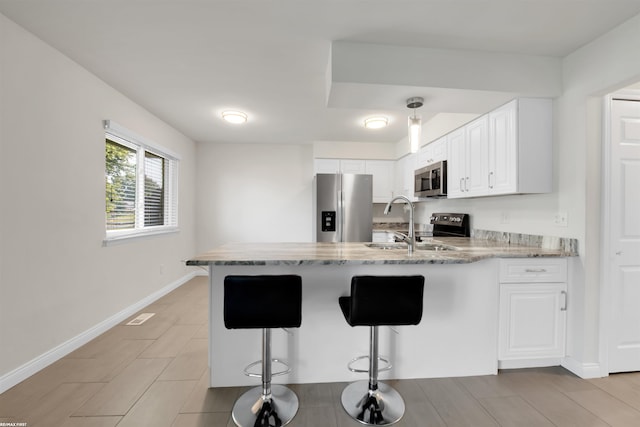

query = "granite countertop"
186;236;577;266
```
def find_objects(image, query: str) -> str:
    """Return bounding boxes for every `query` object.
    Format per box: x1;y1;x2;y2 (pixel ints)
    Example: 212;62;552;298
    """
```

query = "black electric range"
430;213;470;238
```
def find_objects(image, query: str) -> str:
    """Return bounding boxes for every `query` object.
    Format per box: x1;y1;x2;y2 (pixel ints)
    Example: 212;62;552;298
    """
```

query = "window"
104;120;178;242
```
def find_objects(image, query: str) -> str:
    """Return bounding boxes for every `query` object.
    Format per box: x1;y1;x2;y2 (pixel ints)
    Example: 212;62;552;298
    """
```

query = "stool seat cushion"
339;275;424;326
224;275;302;329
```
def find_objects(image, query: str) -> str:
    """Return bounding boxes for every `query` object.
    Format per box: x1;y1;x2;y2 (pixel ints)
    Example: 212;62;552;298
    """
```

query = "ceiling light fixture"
364;116;389;129
407;97;424;153
221;110;248;124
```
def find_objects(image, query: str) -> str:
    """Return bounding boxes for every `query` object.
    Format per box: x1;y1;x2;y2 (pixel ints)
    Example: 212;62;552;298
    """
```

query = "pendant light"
407;97;424;153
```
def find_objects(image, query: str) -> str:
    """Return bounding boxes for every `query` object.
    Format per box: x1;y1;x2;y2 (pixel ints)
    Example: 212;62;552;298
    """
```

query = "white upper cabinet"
365;160;395;203
508;98;552;195
417;136;446;168
465;115;490;196
448;98;552;199
394;153;418;201
314;159;366;174
447;117;490;199
488;100;518;195
314;158;341;174
340;159;367;174
314;158;394;203
446;127;466;198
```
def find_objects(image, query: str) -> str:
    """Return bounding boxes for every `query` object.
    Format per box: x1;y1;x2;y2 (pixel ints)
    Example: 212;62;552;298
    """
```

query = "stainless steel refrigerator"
315;173;373;242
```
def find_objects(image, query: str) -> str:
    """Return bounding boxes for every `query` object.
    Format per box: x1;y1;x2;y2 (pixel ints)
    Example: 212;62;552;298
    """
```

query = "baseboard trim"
498;358;562;370
561;357;603;379
0;270;204;393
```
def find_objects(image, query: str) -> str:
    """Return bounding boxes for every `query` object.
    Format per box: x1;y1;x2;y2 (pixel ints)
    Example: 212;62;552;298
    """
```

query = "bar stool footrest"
347;355;392;374
243;358;292;378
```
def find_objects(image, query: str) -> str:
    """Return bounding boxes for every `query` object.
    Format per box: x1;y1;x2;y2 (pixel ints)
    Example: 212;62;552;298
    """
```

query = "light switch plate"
554;212;568;227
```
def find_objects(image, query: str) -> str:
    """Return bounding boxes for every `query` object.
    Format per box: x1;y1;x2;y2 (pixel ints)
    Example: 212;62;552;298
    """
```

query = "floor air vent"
126;313;155;326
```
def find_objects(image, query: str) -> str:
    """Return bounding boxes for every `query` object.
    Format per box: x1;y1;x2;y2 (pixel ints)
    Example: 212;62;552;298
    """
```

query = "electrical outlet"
554;212;568;227
500;212;509;224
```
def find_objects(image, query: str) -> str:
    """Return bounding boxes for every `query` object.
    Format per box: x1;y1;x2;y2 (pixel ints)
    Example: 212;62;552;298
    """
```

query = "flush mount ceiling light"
364;116;389;129
221;110;248;124
407;97;424;153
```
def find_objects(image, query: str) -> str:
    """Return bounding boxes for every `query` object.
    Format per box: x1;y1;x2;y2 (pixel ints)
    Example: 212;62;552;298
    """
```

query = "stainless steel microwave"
415;160;447;197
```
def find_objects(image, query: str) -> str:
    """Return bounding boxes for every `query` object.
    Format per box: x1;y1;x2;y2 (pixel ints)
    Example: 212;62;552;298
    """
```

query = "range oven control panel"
430;213;470;237
430;213;467;225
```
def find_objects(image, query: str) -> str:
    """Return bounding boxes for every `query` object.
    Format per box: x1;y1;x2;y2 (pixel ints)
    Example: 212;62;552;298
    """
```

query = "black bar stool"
224;275;302;427
338;275;424;426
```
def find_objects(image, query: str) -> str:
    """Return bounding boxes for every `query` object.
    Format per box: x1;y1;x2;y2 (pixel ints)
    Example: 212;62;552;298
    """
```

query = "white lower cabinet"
498;259;567;367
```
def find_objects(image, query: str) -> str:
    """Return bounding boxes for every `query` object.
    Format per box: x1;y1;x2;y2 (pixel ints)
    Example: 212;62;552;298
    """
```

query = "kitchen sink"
365;242;459;251
417;243;460;251
365;242;407;250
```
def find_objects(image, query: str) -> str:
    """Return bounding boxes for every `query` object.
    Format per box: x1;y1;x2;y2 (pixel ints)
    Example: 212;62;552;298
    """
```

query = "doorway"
604;93;640;373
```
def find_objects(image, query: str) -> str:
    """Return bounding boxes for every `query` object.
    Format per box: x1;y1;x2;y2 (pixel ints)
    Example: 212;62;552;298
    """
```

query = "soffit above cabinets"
327;41;562;113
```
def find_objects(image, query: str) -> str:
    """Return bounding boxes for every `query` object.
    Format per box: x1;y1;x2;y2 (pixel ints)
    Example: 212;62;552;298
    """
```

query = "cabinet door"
489;100;517;194
393;154;417;200
418;137;447;168
499;283;567;360
417;144;432;169
404;154;418;200
430;137;447;163
340;159;367;174
446;128;466;198
465;115;489;196
400;153;418;201
314;159;340;174
365;160;394;203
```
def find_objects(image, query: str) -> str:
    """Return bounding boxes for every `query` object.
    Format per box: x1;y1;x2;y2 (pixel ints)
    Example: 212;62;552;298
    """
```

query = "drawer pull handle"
560;291;568;311
524;268;547;273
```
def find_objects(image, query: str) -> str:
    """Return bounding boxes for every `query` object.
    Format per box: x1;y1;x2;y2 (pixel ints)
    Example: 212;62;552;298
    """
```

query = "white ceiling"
2;0;640;145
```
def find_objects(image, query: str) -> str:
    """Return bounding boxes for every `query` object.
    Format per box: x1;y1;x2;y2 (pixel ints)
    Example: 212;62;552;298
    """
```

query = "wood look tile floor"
3;276;640;426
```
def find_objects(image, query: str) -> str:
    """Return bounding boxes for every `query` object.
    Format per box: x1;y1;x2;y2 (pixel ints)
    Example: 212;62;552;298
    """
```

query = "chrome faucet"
383;195;415;254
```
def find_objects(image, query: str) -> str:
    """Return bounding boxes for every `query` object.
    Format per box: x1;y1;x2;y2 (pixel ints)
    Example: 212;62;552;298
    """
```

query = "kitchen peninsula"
187;236;576;387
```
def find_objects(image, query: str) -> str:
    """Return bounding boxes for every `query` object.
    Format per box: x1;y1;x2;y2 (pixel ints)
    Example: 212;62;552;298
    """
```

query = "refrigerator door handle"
337;189;344;242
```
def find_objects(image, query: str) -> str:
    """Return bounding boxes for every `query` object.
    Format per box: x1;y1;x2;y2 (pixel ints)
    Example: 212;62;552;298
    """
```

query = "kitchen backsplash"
372;222;579;254
472;229;578;253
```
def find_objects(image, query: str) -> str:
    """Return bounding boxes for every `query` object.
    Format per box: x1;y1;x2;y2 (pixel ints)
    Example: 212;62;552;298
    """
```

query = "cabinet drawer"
499;258;567;283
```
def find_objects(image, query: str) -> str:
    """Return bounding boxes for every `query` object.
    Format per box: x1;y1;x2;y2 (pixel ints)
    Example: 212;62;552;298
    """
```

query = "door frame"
599;90;640;375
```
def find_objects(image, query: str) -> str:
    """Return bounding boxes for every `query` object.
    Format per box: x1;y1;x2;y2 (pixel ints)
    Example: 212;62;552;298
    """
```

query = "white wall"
0;13;197;386
195;142;313;252
559;13;640;372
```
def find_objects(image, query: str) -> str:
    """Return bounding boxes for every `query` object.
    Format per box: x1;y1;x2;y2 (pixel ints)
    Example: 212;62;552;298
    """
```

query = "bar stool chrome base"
341;380;405;426
232;384;299;427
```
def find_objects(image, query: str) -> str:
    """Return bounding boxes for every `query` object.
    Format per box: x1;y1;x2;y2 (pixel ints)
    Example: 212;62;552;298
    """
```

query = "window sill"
103;227;180;246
